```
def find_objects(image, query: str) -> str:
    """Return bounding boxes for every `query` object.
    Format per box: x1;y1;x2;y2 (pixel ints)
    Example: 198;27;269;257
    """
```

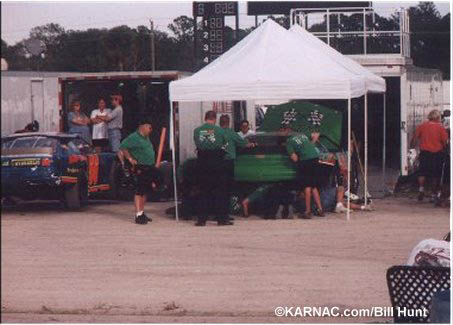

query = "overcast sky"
1;0;451;46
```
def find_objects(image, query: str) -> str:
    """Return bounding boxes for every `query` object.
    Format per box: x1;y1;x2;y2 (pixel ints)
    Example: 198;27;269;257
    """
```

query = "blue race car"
1;132;127;209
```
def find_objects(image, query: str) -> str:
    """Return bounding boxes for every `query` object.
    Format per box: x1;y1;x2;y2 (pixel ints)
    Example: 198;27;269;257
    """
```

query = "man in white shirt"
237;120;255;139
90;98;111;152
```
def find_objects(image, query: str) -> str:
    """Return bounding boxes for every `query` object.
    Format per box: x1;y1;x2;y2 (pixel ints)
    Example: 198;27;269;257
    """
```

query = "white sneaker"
361;205;374;212
275;205;284;218
335;203;351;213
288;204;294;219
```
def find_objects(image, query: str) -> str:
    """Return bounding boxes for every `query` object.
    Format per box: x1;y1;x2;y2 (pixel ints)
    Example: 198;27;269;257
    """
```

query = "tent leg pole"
382;93;386;192
347;98;351;221
170;100;179;222
364;93;368;207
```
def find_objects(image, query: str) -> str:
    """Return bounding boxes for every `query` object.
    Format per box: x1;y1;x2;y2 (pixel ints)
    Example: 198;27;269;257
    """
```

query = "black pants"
225;159;235;197
135;165;162;196
196;150;229;223
419;150;444;178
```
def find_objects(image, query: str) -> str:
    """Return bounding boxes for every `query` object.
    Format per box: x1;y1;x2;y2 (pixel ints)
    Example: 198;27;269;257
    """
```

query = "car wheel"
109;160;134;201
64;172;88;210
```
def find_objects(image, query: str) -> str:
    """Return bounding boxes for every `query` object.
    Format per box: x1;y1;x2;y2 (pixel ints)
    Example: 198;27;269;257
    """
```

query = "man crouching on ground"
117;117;158;224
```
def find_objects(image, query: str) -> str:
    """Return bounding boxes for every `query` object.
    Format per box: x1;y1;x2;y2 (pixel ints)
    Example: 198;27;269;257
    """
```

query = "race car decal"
88;184;110;193
10;158;41;167
87;154;100;186
61;176;78;184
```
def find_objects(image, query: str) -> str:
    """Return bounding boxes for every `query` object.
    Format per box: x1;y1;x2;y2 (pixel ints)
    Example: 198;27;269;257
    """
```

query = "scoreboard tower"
193;2;239;70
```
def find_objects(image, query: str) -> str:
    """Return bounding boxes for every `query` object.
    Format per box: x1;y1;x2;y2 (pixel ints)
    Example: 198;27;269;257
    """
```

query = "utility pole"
149;19;155;71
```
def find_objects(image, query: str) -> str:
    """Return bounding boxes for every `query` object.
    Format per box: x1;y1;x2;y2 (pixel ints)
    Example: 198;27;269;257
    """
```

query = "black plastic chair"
386;265;451;323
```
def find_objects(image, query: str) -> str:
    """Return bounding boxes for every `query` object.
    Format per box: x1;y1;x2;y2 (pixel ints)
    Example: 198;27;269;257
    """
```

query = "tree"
168;16;195;71
29;23;65;46
409;2;450;78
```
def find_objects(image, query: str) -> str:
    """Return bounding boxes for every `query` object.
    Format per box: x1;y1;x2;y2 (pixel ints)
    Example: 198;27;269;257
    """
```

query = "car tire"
109;160;134;201
64;172;88;210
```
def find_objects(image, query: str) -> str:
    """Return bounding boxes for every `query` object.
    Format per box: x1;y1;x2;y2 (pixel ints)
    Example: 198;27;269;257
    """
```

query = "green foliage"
2;5;449;77
409;2;450;78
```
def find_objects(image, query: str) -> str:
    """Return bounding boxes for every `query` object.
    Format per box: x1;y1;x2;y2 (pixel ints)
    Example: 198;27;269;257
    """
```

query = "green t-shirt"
286;134;320;161
119;131;155;165
193;123;227;151
222;127;247;160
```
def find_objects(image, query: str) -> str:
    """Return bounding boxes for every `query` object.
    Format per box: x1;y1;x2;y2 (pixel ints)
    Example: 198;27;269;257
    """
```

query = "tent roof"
170;19;372;102
290;24;386;93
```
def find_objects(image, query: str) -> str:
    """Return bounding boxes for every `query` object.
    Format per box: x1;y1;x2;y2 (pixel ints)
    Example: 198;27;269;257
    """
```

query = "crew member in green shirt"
118;117;158;225
286;128;324;219
193;110;231;226
219;114;256;215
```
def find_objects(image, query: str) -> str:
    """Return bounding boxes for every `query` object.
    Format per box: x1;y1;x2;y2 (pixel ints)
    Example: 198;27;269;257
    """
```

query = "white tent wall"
245;101;256;131
178;102;203;162
1;75;60;136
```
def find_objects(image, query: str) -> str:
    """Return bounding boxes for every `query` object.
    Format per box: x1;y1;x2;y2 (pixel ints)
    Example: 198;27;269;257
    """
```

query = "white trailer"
1;70;257;165
291;6;445;177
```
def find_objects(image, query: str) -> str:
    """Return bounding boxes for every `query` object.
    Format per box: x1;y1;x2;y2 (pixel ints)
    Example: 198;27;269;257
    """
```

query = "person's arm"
69;113;88;126
118;135;138;166
440;125;448;148
231;131;256;148
290;153;298;162
287;139;298;162
117;149;137;166
90;111;101;124
101;107;118;123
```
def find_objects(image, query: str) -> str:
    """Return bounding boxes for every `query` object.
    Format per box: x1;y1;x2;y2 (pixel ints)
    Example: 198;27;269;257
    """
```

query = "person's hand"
311;132;320;142
127;157;137;166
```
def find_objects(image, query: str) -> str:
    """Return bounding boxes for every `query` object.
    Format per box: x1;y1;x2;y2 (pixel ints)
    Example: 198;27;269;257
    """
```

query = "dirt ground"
1;195;450;323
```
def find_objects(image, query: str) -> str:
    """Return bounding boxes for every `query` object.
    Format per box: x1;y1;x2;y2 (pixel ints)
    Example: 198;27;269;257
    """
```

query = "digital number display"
193;2;238;17
194;2;238;69
200;16;224;64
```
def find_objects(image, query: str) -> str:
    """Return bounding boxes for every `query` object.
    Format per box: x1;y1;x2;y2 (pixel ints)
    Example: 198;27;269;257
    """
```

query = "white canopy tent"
289;24;387;216
169;19;386;221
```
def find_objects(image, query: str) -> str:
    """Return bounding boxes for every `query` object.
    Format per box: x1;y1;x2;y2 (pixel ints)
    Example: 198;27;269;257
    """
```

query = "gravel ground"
1;196;449;323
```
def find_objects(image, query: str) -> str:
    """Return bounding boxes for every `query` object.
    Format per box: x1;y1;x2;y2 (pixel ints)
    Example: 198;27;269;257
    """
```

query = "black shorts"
134;165;161;196
298;158;322;188
92;139;109;147
419;151;444;178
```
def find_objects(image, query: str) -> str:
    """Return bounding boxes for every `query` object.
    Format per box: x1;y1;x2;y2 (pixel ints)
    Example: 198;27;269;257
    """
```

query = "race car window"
71;138;93;155
1;138;15;149
65;141;81;154
6;137;38;149
33;138;58;152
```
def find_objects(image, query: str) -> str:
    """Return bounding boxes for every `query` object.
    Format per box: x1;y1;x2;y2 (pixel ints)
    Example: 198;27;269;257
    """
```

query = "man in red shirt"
411;109;448;201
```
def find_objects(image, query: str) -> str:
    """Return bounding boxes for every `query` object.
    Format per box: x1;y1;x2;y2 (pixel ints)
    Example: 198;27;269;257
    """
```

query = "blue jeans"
108;128;121;152
319;187;337;212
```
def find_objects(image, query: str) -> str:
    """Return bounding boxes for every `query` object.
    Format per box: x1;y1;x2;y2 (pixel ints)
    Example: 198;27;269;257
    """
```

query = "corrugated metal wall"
405;68;443;147
1;76;60;136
